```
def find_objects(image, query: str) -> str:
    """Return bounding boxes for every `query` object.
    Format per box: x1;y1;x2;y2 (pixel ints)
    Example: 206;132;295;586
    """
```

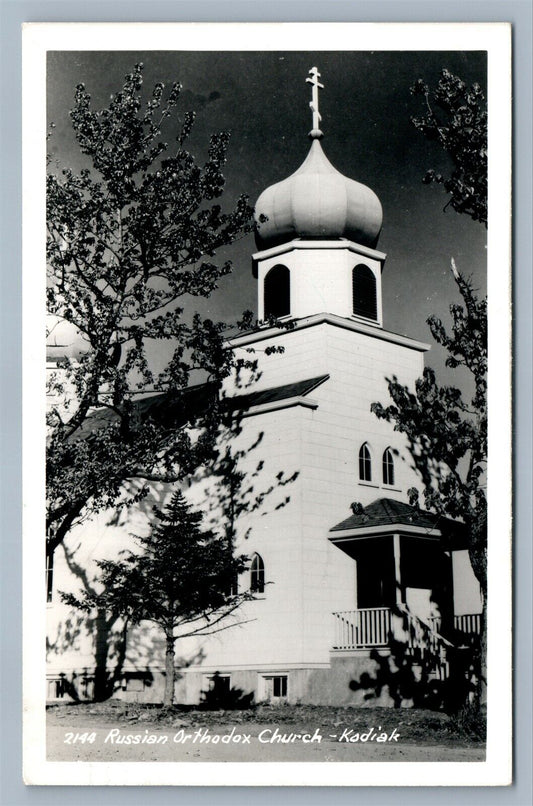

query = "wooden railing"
333;607;391;650
333;608;482;651
454;613;482;634
399;607;452;656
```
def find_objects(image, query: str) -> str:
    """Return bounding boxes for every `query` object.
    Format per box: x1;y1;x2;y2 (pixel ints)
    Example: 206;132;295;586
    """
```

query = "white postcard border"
22;21;512;787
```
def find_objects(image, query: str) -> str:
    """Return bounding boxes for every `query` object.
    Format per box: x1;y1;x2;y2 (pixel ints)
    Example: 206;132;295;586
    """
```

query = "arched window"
264;265;290;318
382;448;395;486
250;553;265;593
352;264;377;321
359;443;372;482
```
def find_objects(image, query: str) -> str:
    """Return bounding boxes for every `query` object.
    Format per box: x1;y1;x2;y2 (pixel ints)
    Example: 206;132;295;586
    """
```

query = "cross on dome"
306;66;324;139
253;67;383;251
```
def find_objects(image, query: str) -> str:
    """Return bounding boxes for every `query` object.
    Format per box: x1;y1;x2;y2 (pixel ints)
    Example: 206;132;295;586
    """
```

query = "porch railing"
400;607;451;656
333;608;481;651
333;607;391;649
454;613;482;634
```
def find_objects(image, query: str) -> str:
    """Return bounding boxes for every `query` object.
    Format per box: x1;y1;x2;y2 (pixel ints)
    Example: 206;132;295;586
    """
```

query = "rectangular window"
273;676;287;698
262;674;288;701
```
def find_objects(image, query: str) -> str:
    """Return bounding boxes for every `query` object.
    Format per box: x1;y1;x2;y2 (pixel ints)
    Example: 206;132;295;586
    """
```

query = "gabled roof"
74;382;215;438
230;374;329;411
330;498;465;543
75;375;329;437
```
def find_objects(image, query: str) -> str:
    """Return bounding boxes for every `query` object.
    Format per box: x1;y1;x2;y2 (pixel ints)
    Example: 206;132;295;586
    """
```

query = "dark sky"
47;50;487;386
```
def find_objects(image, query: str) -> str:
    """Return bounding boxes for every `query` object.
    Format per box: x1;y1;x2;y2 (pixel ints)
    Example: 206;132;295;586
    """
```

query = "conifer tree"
63;490;251;707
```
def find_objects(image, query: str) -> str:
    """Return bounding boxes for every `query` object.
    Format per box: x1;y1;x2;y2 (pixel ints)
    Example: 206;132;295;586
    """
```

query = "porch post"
392;533;403;605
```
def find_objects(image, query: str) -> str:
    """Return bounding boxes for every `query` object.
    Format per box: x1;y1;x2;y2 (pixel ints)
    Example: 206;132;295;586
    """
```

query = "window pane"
383;449;394;485
251;553;265;593
264;265;290;318
352;265;377;320
359;444;372;481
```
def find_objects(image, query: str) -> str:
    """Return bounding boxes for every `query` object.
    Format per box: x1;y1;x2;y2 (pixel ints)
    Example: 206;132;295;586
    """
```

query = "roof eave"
227;313;430;353
329;522;444;540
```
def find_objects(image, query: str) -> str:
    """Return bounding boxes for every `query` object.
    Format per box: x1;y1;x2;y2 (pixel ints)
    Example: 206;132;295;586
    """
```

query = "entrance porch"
328;498;482;670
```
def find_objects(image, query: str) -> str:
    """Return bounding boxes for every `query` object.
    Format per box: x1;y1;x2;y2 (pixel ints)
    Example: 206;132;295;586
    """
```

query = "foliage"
373;69;490;711
449;703;487;742
63;491;252;706
46;63;257;557
373;69;488;597
411;68;487;225
372;261;487;592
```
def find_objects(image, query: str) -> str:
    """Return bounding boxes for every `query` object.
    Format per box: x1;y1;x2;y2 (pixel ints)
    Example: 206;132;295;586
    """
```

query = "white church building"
46;69;483;707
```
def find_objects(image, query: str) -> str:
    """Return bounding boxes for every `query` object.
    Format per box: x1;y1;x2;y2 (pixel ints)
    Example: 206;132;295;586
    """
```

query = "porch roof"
329;498;466;545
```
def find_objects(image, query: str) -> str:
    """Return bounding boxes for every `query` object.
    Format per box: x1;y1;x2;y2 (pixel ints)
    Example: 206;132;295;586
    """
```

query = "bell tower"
253;67;386;327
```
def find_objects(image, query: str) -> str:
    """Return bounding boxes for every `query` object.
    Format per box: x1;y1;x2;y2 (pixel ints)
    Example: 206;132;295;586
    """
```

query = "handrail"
332;606;462;652
334;607;390;616
397;603;454;649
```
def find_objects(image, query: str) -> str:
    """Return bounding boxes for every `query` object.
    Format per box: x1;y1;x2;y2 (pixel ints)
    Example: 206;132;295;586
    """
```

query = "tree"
62;491;252;707
372;70;488;706
410;68;487;226
371;261;487;594
46;63;256;562
46;65;297;701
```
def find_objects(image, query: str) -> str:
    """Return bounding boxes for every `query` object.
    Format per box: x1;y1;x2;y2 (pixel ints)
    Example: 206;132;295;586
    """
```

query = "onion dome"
46;315;90;362
254;67;383;251
254;138;383;251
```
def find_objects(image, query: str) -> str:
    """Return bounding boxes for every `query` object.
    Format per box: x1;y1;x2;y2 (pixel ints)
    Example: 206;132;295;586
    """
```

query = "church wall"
172;404;307;672
293;325;426;666
232;323;329;392
46;483;170;680
232;319;428;672
112;653;399;707
47;402;309;683
47;318;482;705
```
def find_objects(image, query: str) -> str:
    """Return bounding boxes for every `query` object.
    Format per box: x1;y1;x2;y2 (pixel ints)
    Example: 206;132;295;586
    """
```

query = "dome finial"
306;66;324;139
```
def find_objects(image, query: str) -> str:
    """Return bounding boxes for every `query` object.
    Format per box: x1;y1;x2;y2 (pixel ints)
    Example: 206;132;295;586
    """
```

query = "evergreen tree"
63;490;251;707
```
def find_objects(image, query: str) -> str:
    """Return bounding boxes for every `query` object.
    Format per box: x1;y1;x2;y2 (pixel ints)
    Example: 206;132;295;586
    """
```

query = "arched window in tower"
382;448;395;486
359;443;372;482
250;553;265;594
352;264;377;321
264;265;290;318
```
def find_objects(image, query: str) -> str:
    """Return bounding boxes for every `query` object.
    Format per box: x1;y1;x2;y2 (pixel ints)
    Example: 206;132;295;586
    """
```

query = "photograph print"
24;23;512;786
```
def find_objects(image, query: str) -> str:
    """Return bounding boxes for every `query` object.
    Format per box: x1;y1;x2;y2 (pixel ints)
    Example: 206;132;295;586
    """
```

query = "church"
46;68;483;707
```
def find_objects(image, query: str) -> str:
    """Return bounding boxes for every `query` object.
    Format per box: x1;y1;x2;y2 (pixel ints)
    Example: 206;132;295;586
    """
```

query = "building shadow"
348;605;480;713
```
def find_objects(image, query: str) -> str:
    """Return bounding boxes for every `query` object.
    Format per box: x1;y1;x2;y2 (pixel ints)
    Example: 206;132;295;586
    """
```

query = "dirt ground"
47;702;485;763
